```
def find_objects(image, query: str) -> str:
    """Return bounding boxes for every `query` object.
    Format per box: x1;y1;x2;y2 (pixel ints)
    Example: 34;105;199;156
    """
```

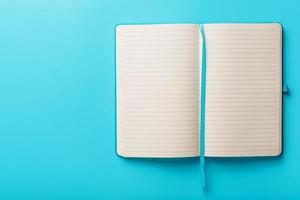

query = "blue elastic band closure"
199;24;206;189
283;85;289;94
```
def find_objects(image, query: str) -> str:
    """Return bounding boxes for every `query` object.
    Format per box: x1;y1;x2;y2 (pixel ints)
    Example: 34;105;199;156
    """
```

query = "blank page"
116;24;200;157
204;24;282;156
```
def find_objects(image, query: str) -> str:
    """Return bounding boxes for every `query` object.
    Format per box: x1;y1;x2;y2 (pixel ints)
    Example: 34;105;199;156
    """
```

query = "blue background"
0;0;298;199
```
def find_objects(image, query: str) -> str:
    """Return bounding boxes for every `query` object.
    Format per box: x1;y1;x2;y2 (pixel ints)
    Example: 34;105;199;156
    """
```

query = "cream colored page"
204;24;282;156
116;24;200;157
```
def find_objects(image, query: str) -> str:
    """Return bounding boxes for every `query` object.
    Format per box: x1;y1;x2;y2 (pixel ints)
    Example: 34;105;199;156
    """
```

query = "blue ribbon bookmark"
199;24;206;189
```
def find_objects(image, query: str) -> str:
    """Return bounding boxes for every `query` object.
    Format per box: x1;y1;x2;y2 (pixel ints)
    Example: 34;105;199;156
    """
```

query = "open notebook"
116;23;282;158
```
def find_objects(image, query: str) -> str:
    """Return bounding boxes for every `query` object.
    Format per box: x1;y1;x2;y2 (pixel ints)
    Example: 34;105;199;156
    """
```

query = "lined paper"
204;24;282;156
116;24;200;157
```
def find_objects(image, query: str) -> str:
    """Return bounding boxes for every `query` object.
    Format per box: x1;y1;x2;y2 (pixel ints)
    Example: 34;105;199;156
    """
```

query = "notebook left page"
116;24;200;157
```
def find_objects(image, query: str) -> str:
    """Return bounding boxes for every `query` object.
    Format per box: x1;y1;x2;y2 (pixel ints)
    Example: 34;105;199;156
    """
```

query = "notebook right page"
204;24;282;157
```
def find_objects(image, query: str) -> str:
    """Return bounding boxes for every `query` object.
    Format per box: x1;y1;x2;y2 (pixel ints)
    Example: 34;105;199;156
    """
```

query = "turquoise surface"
0;0;298;199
